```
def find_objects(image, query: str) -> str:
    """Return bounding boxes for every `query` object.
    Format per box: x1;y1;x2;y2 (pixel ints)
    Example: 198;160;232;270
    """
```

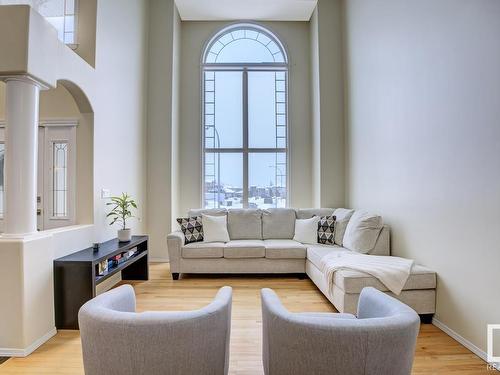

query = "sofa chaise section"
305;246;436;317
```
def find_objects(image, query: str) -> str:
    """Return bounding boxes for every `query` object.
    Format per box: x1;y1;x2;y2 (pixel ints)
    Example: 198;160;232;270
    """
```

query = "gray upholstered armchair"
261;287;420;375
79;285;232;375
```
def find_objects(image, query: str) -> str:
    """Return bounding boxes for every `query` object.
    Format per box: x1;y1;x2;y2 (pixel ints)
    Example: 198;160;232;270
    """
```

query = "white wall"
178;21;312;216
146;0;181;260
171;5;182;231
344;0;500;354
91;0;149;242
310;0;345;208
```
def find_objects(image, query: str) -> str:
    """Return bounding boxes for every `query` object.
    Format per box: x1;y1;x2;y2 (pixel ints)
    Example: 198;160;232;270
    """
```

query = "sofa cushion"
293;217;321;244
264;240;306;259
189;208;227;217
182;242;224;258
227;209;262;239
333;208;355;246
224;240;265;258
262;208;296;239
202;214;230;243
176;216;203;244
342;211;383;253
317;215;336;244
306;244;350;269
296;208;335;219
332;265;437;294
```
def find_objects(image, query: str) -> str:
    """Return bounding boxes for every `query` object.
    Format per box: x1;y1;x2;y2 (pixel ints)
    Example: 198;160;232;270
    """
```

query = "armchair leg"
172;273;180;280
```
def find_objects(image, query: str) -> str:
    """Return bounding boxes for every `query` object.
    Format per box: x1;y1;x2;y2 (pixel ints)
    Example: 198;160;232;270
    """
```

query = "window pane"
52;142;68;217
3;0;77;45
38;0;64;16
204;71;243;148
0;143;4;217
204;153;243;209
206;27;285;64
217;39;274;63
249;72;287;149
248;153;286;208
65;0;75;14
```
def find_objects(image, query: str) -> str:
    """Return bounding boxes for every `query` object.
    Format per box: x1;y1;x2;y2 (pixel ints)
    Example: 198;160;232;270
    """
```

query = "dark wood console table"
54;235;148;329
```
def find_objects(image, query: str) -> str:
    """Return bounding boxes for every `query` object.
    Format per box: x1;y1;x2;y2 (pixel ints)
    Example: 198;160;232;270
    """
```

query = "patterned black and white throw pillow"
317;215;336;244
176;216;204;244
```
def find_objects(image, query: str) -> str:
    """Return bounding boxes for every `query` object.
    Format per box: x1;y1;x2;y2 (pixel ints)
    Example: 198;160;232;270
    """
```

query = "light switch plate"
101;189;111;199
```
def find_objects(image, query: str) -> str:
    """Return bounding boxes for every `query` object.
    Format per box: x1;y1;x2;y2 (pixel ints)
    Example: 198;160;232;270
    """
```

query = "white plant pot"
118;228;132;242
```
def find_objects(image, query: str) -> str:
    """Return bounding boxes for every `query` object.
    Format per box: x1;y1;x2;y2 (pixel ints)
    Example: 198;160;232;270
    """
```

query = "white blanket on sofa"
319;252;414;296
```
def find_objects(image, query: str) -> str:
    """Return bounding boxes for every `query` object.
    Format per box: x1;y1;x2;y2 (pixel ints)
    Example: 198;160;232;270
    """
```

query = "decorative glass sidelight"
52;141;68;218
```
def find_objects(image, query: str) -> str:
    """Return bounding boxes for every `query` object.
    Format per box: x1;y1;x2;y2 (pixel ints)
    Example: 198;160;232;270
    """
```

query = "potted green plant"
106;192;137;242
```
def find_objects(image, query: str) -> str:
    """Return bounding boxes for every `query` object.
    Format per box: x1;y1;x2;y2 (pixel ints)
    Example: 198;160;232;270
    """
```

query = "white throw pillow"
342;210;383;253
202;214;230;243
333;208;355;246
293;217;321;245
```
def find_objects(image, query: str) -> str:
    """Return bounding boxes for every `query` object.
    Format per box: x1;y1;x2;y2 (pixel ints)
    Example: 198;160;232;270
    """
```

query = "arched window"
202;24;288;209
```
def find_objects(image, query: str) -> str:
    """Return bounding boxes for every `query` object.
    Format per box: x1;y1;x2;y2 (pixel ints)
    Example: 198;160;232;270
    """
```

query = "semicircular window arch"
204;25;287;64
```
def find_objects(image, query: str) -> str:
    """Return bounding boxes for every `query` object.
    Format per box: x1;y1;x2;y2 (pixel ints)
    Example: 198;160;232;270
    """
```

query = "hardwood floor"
0;263;489;374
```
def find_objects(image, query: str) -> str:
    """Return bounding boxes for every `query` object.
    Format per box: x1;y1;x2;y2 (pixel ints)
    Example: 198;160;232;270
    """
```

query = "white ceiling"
175;0;318;21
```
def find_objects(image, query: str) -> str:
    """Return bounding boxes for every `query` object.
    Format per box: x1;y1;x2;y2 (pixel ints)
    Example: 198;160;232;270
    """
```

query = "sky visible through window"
204;26;287;209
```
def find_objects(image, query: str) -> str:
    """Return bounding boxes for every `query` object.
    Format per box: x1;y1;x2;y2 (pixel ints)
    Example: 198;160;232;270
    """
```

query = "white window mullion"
242;69;249;208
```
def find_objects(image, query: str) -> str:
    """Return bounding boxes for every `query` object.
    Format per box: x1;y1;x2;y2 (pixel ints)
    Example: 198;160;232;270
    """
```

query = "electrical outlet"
101;189;111;199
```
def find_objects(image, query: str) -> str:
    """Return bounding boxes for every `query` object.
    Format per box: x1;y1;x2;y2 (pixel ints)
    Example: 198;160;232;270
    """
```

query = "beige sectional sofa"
167;208;436;319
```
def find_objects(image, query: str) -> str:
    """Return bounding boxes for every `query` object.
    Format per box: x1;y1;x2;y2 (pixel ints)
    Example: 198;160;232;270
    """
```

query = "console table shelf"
95;250;147;284
54;235;148;329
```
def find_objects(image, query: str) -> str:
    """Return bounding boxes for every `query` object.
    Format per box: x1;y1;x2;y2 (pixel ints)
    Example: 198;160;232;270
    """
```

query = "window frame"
201;23;290;209
7;0;79;47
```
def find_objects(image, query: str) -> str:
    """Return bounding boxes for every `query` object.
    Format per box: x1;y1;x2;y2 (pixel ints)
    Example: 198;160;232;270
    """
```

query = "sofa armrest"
167;231;184;273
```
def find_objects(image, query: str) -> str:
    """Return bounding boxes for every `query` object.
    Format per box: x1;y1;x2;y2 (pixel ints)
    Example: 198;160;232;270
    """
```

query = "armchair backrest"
261;287;419;375
79;285;232;375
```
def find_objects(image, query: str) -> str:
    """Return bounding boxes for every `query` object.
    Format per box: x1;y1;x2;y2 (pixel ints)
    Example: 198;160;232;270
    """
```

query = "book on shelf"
103;247;140;272
97;259;108;276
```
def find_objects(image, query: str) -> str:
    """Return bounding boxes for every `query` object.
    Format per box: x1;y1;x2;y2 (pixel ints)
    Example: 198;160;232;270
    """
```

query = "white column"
3;77;41;236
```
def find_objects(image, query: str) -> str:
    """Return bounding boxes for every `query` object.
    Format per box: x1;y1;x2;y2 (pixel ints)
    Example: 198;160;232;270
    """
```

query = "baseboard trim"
432;317;494;367
149;257;169;263
0;327;57;357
